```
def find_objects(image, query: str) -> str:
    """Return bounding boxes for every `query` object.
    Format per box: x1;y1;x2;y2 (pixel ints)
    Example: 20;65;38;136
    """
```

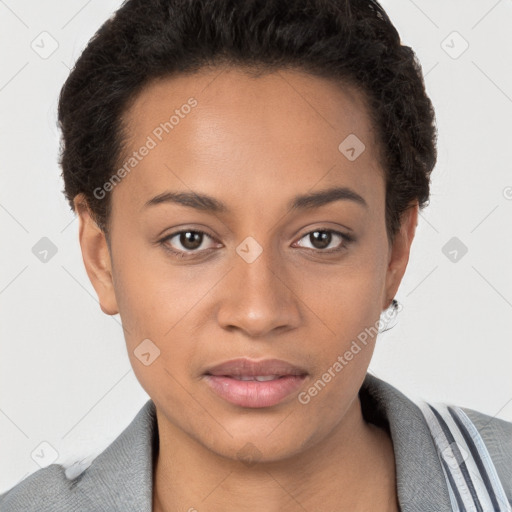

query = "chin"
199;424;317;467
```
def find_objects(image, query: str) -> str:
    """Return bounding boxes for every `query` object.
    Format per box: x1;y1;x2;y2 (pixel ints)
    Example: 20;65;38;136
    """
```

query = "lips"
203;358;308;378
203;358;308;408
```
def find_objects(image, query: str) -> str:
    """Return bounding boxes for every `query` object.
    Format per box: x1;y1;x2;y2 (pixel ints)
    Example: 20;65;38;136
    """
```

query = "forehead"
114;67;385;215
123;66;377;148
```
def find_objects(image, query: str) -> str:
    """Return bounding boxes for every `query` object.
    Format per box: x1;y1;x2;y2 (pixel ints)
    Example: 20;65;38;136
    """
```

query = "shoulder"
461;406;512;502
0;399;157;511
0;464;89;511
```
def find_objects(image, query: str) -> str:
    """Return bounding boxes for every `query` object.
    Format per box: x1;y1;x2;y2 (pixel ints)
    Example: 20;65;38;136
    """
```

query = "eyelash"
158;228;355;259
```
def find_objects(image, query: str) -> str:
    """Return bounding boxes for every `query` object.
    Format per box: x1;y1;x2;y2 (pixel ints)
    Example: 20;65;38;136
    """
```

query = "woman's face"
77;67;417;463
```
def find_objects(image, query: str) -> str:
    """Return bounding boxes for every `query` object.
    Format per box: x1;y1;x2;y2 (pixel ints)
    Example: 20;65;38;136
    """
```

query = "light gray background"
1;0;511;492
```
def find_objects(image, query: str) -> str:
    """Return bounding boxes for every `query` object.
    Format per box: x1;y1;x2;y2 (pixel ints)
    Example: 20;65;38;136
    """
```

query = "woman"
1;0;511;510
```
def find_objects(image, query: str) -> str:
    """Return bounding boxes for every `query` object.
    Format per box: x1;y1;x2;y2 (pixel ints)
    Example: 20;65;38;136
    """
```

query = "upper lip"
204;358;308;377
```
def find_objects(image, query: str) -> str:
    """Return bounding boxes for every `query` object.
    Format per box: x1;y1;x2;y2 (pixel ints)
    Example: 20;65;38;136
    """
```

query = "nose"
216;242;302;338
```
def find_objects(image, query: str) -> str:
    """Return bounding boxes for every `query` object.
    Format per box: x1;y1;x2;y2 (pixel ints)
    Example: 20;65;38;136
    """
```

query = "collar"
360;372;452;510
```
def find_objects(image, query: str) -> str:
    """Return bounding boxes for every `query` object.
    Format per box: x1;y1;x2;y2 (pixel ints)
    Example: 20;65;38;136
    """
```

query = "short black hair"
58;0;437;244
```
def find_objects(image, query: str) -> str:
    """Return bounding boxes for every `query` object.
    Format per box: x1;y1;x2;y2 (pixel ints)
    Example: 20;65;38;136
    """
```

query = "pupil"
311;231;331;249
181;231;202;250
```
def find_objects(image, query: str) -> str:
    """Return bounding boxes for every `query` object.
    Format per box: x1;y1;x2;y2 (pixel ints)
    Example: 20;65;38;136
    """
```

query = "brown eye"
309;231;332;249
294;229;354;253
178;231;204;250
161;229;217;256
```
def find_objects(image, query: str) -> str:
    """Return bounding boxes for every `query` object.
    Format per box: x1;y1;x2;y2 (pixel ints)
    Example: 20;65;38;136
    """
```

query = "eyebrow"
143;186;368;213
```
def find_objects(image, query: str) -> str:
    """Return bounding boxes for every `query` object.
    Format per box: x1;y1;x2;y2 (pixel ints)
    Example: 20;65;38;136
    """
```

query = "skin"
74;66;418;511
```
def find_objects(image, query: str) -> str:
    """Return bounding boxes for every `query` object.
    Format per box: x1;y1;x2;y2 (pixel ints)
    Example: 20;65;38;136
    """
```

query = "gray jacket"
1;373;511;511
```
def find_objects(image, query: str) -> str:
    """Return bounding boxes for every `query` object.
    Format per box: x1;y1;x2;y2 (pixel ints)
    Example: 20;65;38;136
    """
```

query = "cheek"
110;243;217;370
110;237;188;333
110;254;195;401
303;253;386;334
296;269;384;427
301;249;387;388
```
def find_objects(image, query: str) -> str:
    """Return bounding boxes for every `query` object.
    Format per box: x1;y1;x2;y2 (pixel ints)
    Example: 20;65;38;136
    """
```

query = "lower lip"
203;375;307;408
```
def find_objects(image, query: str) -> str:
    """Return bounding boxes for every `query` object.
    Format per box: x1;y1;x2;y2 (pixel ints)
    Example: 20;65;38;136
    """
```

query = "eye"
293;229;354;253
160;229;219;257
159;227;354;259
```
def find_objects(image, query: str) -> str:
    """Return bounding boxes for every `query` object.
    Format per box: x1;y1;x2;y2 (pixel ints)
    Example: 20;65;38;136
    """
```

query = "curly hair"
58;0;437;244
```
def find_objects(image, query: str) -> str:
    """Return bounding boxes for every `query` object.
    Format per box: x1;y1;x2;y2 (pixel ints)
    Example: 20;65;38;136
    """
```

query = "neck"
152;396;398;512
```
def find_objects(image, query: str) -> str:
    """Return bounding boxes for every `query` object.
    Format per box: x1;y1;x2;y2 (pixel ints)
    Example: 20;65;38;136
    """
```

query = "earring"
378;298;401;333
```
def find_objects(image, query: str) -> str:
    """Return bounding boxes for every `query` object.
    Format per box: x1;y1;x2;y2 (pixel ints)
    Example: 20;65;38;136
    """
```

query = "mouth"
217;375;290;381
202;358;308;408
203;357;308;378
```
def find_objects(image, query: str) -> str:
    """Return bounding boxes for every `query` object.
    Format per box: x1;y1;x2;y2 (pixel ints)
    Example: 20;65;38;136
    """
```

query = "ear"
382;201;419;310
73;194;119;315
